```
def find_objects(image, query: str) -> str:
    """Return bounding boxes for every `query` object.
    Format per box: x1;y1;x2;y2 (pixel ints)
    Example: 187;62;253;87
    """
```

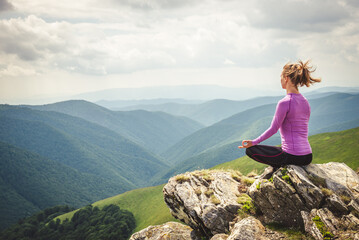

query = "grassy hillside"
56;184;178;233
55;127;359;235
27;100;204;155
0;105;169;188
308;126;359;169
0;142;125;229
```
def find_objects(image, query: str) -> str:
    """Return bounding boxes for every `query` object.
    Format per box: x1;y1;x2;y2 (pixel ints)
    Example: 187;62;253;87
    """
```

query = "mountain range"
0;105;169;186
25;100;203;155
108;91;357;126
73;85;283;102
1;90;359;230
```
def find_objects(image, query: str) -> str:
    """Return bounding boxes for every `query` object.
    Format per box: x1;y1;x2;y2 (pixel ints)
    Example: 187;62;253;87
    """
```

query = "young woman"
238;60;321;168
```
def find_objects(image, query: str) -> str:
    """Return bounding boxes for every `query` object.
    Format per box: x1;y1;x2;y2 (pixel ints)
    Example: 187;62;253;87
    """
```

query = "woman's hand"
238;140;253;149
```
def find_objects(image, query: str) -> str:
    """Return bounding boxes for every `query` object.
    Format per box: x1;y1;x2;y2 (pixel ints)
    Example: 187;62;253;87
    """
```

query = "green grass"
308;127;359;170
55;127;359;234
56;184;179;233
211;154;267;175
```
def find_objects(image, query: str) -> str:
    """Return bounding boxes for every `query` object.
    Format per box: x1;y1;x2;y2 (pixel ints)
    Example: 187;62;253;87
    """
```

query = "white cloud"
0;15;72;61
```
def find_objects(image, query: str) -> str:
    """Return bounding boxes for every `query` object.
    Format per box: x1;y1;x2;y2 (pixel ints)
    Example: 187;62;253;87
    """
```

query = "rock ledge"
130;163;359;240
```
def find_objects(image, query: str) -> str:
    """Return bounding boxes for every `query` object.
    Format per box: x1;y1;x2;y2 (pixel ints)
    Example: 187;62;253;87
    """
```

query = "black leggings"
245;145;312;168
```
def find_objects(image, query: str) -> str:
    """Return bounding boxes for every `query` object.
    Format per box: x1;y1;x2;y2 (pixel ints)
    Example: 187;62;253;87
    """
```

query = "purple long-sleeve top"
252;93;312;155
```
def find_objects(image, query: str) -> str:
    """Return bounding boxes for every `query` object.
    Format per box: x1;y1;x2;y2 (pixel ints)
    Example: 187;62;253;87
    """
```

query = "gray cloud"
345;0;359;8
0;0;13;11
247;0;350;32
2;41;42;61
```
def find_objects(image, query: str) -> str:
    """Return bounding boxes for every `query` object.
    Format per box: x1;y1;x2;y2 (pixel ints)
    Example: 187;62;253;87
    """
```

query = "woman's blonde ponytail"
283;60;321;88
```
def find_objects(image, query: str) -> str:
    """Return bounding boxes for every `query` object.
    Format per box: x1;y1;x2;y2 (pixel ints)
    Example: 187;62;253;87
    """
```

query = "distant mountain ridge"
73;85;359;103
96;99;205;109
25;100;204;155
113;91;354;126
118;97;282;126
73;85;282;102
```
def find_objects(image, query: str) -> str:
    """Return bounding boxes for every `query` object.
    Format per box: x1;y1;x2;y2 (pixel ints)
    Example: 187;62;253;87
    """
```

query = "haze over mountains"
96;86;359;126
74;85;283;102
74;85;359;102
1;86;359;229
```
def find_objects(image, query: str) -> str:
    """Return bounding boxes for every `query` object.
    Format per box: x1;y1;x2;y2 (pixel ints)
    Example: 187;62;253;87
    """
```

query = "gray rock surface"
301;208;359;240
248;162;359;228
163;170;247;237
248;172;308;226
325;193;348;215
210;233;229;240
227;217;269;240
129;222;201;240
303;162;359;204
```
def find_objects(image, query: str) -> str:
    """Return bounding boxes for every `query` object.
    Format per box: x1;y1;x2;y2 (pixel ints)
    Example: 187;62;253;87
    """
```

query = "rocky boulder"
248;162;359;239
130;162;359;240
227;216;269;240
163;169;253;238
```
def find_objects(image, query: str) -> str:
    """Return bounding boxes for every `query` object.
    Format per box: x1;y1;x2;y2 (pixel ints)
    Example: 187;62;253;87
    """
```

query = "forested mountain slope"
0;142;126;229
0;105;169;188
26;100;203;154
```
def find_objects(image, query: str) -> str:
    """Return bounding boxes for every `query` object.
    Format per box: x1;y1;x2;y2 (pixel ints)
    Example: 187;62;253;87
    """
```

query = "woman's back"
280;93;311;155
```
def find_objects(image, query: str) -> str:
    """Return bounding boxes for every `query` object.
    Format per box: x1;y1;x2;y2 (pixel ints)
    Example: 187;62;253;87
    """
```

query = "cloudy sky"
1;0;359;103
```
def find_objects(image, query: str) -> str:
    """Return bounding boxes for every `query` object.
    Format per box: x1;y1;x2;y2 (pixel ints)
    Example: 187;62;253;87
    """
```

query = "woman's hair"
282;60;321;88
